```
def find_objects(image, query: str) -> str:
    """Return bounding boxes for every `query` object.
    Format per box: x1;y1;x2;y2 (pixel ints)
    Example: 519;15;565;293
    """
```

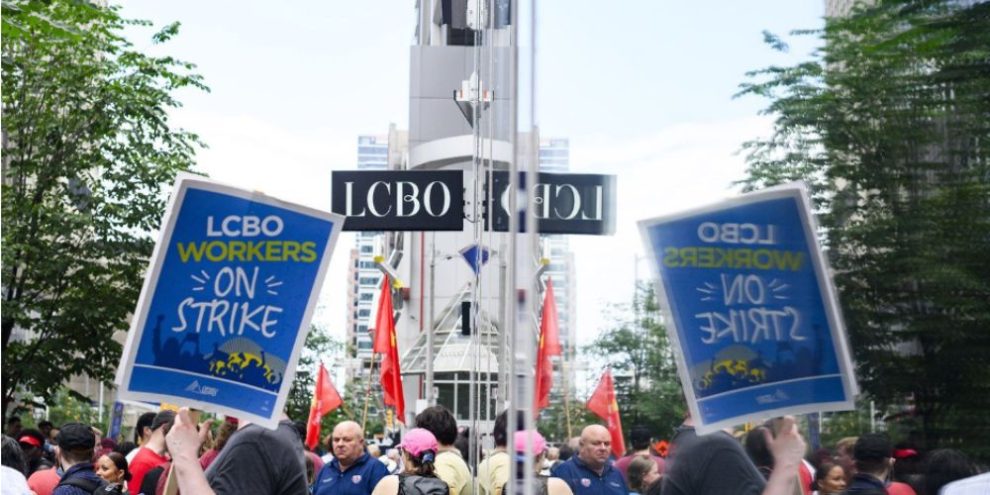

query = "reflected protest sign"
116;175;343;429
639;182;857;434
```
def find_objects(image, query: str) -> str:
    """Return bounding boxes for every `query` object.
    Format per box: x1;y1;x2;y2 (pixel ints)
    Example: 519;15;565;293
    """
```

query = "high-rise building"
538;138;577;361
344;135;389;383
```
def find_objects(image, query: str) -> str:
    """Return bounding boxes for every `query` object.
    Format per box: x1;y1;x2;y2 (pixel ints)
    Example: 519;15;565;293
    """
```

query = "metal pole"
427;232;436;406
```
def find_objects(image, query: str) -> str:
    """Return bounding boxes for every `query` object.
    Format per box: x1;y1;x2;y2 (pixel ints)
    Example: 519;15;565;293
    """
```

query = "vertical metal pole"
427;232;436;406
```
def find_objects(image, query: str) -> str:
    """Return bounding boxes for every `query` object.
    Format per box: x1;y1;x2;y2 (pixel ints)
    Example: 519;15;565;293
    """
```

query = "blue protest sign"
638;183;857;434
116;175;343;429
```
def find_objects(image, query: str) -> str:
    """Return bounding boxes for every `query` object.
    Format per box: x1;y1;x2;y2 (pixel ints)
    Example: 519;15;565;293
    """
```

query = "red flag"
373;276;406;423
587;368;626;457
305;363;343;450
535;278;562;411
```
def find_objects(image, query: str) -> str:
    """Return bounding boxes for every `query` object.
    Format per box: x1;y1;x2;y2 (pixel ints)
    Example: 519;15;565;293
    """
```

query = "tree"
738;0;990;460
584;282;685;446
1;0;207;416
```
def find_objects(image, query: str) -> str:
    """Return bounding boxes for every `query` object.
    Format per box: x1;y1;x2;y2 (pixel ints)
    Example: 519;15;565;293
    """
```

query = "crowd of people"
1;408;987;495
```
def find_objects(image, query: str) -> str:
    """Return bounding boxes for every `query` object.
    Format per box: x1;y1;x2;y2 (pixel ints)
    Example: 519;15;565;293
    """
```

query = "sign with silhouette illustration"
116;175;343;429
639;182;858;434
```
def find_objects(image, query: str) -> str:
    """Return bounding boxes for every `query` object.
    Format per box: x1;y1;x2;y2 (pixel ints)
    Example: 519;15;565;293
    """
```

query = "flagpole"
362;353;379;431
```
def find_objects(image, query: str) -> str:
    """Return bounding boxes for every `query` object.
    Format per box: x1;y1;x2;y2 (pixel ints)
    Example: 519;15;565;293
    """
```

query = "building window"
358;309;371;318
360;245;374;254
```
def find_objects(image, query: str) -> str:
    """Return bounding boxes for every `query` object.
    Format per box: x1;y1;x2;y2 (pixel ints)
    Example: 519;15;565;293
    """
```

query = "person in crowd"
97;438;118;460
370;428;448;495
477;409;525;495
892;444;923;491
313;420;388;495
614;426;664;485
480;410;531;495
454;428;470;463
551;424;628;495
834;437;858;483
18;428;54;475
199;418;238;470
166;407;308;495
126;412;157;463
920;449;977;495
115;441;137;459
660;413;807;495
38;420;56;460
811;461;846;495
380;448;401;474
95;451;131;493
4;435;27;477
27;463;61;495
127;410;174;494
6;416;23;438
2;435;32;495
504;430;572;495
845;434;914;495
939;471;990;495
52;423;105;495
744;426;776;480
415;406;473;495
626;455;661;495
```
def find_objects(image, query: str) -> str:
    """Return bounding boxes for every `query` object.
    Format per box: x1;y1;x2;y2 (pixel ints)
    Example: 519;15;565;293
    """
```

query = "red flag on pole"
373;276;406;423
535;278;562;412
305;363;343;449
587;368;626;457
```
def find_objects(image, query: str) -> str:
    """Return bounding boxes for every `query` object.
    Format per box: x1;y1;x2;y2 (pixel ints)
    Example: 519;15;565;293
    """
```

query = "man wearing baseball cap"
52;423;104;495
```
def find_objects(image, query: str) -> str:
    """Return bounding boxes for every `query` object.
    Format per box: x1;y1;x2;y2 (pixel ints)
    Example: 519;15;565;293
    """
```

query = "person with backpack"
52;423;117;495
371;428;449;495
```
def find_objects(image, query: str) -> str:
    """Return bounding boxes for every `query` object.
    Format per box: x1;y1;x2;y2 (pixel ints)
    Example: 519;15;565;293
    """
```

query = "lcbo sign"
331;170;616;235
331;171;464;231
488;171;616;235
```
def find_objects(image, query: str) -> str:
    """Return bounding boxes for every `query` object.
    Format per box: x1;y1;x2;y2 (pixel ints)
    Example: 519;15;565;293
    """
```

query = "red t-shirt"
887;481;918;495
128;446;168;494
27;467;60;495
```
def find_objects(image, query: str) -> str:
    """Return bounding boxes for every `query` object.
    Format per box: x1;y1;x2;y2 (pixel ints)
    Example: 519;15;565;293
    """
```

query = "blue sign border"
115;174;343;429
638;182;858;434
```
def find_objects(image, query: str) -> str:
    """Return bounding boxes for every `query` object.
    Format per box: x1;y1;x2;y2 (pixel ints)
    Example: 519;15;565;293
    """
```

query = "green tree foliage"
584;282;685;446
1;1;207;416
738;0;990;459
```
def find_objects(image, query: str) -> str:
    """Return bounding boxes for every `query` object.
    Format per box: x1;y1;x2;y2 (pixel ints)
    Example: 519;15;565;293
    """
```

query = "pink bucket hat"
399;428;439;459
513;430;547;460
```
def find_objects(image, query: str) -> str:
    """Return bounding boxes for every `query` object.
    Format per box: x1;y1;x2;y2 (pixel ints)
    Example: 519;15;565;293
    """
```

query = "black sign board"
486;171;616;235
332;171;464;231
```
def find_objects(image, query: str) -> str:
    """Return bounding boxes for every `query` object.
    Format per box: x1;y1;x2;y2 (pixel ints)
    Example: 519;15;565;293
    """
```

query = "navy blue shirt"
314;453;388;495
551;455;628;495
53;462;105;495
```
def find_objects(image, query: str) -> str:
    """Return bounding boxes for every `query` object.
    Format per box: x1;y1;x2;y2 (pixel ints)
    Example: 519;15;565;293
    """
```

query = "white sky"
119;1;825;385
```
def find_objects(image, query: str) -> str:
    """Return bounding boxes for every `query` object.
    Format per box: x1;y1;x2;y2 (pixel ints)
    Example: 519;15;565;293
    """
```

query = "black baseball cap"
56;423;96;450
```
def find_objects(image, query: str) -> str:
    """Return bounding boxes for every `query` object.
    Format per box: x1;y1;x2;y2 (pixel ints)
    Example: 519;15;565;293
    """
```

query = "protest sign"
116;175;342;429
639;182;857;434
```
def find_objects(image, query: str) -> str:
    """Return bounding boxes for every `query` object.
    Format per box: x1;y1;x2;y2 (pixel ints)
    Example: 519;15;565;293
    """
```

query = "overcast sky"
120;1;825;389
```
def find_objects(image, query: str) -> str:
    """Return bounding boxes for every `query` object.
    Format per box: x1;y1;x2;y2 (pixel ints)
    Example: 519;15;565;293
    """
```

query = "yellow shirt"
435;449;474;495
476;450;510;495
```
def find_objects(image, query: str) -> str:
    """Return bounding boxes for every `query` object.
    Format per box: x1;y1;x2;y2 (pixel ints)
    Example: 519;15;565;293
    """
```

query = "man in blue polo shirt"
314;421;388;495
551;424;627;495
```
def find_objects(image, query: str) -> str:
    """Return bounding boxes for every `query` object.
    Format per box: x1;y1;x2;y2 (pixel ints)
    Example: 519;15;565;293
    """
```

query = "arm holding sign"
762;416;807;495
166;408;217;495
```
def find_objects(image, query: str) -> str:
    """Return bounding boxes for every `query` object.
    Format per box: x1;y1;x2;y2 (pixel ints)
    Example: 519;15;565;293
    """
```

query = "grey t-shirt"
205;420;308;495
661;426;766;495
